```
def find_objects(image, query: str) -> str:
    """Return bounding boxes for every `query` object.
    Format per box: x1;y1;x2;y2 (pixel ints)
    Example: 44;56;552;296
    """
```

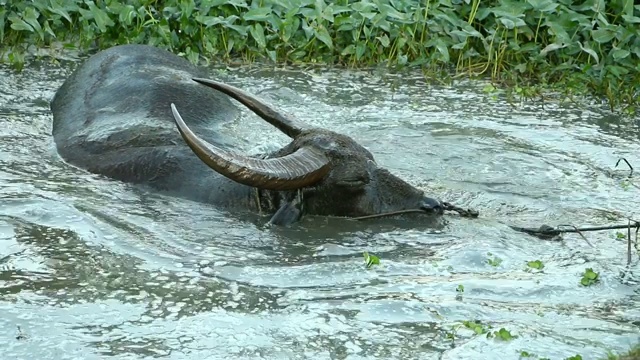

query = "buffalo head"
171;78;444;225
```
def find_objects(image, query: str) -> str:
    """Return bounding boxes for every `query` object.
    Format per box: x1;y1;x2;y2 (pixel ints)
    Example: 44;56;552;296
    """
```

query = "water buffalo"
51;44;444;225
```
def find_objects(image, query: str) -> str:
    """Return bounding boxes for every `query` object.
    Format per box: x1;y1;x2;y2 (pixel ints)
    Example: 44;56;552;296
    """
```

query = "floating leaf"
363;251;380;269
527;260;544;270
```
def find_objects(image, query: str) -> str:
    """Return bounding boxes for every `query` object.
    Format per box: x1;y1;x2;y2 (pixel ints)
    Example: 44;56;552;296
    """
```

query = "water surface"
1;55;639;360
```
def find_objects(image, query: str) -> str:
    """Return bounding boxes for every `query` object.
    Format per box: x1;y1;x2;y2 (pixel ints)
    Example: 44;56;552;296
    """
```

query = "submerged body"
51;45;251;207
51;44;443;225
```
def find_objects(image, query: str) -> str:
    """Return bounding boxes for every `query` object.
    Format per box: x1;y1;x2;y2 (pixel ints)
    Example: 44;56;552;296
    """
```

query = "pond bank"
2;0;639;113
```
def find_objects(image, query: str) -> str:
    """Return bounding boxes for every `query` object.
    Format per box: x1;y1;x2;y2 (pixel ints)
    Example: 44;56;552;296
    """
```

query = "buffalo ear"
267;194;304;226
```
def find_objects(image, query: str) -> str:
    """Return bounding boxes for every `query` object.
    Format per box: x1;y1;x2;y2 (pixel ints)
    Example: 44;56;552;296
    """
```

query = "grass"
1;0;639;114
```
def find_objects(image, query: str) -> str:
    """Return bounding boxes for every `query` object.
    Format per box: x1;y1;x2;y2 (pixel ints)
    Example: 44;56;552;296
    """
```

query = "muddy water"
1;56;639;360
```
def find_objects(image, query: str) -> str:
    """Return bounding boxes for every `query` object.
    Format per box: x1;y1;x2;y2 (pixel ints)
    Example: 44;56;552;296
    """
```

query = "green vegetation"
1;0;639;112
488;327;516;341
526;259;544;270
580;267;600;286
517;346;640;360
606;345;640;360
486;252;503;267
362;251;380;268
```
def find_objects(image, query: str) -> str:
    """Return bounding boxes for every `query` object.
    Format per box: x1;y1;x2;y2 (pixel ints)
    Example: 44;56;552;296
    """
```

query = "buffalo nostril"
421;198;444;214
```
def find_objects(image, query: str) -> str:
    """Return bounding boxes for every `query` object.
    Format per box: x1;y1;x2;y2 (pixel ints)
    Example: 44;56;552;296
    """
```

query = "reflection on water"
1;57;639;360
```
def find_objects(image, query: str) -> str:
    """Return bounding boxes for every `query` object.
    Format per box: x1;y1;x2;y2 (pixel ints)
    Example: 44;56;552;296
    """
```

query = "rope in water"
352;158;639;264
352;204;639;237
350;202;479;221
509;222;640;238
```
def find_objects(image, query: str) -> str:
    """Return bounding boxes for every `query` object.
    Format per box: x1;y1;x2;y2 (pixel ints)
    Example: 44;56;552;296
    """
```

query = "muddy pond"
1;53;639;360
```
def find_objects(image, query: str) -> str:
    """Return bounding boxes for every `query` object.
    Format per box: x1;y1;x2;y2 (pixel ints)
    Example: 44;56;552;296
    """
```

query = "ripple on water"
0;59;639;360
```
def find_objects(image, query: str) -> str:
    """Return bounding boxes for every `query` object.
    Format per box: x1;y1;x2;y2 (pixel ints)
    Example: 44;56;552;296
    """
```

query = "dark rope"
615;157;634;177
442;202;479;218
351;209;430;221
350;193;638;250
350;202;479;221
509;222;640;239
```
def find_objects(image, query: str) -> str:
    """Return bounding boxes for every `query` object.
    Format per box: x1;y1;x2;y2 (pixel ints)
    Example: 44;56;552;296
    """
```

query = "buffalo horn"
192;78;310;138
171;104;330;191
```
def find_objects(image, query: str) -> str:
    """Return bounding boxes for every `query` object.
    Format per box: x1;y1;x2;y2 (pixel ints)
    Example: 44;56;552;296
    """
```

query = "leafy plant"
1;0;639;112
487;252;503;267
488;327;516;341
363;251;380;269
580;268;600;286
462;320;492;335
527;260;544;270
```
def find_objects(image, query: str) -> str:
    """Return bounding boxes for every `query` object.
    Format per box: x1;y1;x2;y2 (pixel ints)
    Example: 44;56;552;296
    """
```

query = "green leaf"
351;1;377;14
243;7;272;22
267;50;276;62
621;15;640;23
356;42;366;60
540;42;567;56
435;38;450;62
341;44;356;55
499;17;516;29
376;34;390;47
43;20;56;39
527;0;558;12
611;48;630;60
591;28;616;43
314;24;333;49
117;5;136;26
282;17;300;42
363;251;380;268
206;0;248;7
0;9;5;42
22;7;43;40
378;3;408;21
527;260;544;270
86;1;114;33
249;23;266;48
197;15;226;27
48;2;73;24
8;15;34;32
496;328;514;341
579;42;599;63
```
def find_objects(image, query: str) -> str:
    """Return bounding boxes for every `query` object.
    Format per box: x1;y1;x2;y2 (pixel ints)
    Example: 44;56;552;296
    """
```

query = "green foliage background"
1;0;639;112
